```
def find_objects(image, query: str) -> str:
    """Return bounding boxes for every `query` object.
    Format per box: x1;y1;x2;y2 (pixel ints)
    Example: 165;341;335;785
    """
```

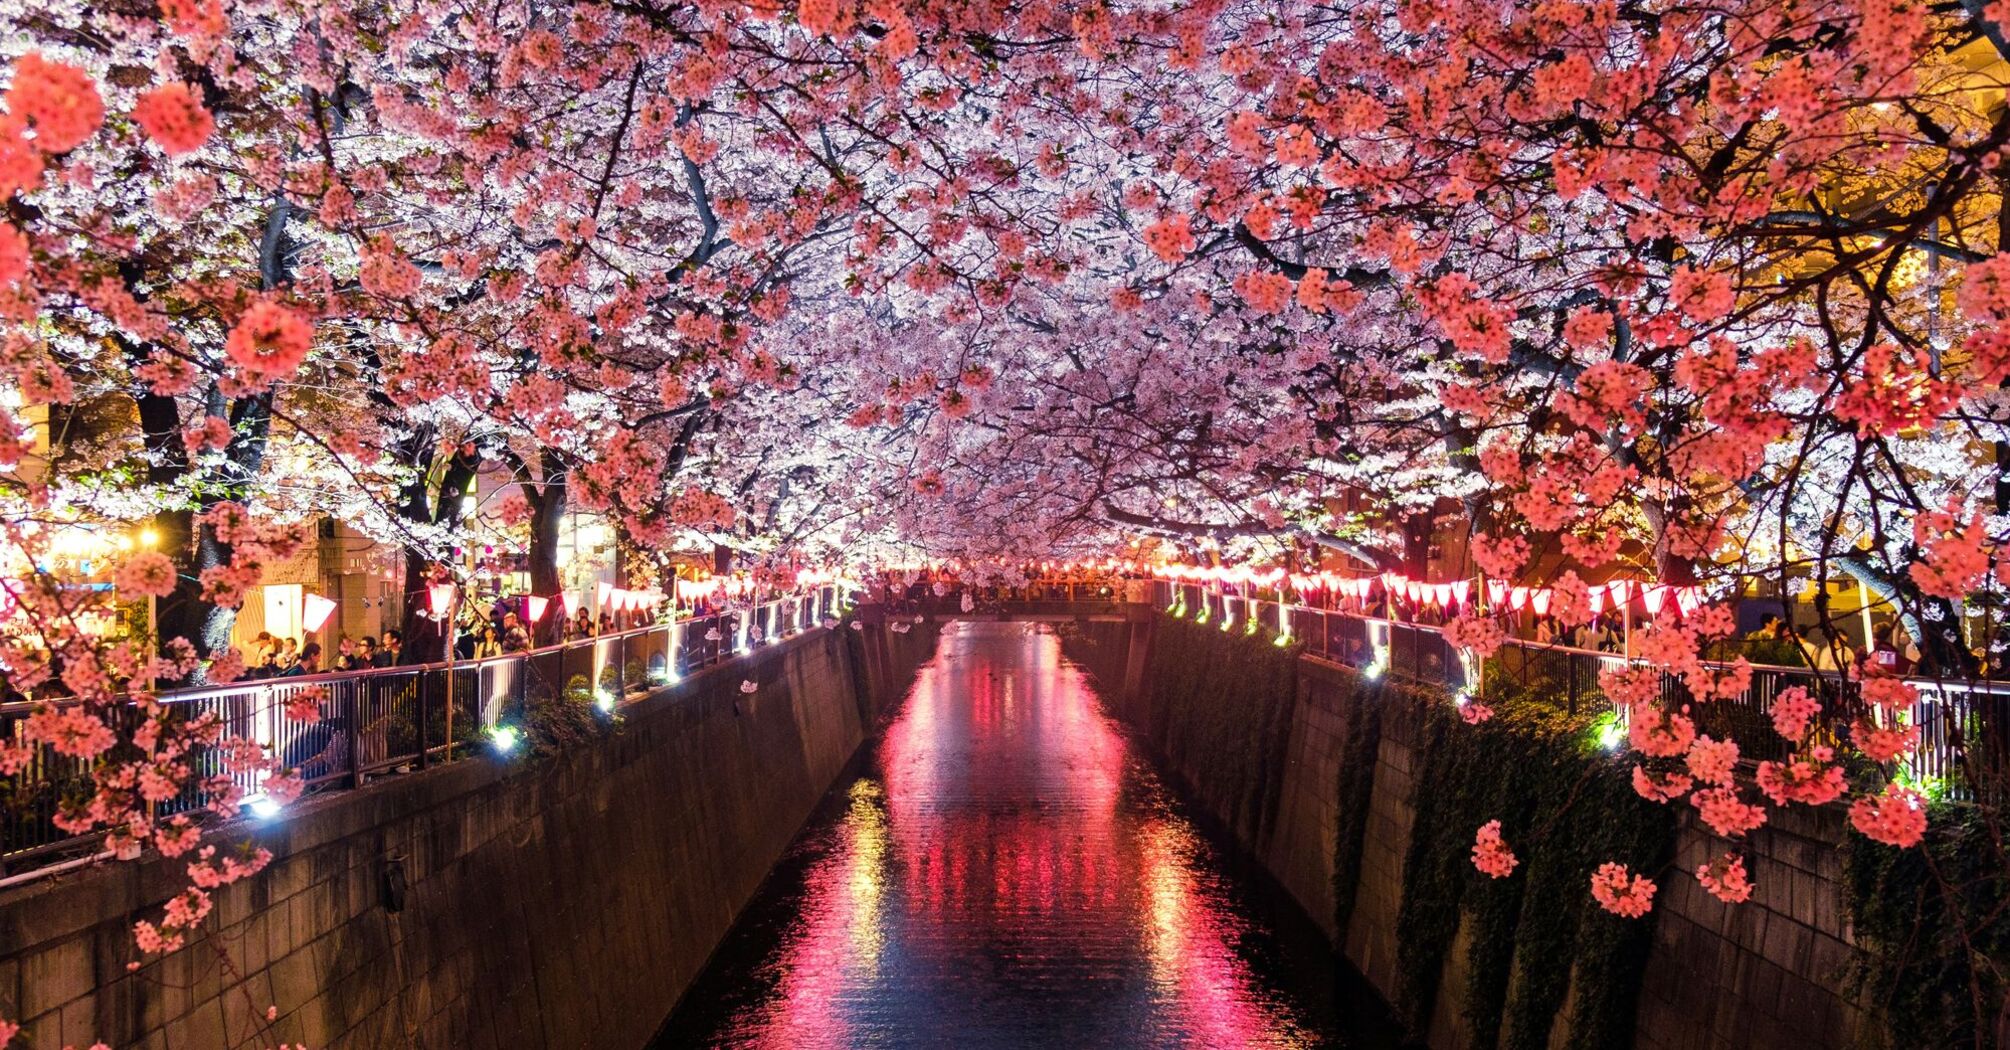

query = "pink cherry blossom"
1849;784;1929;849
1590;863;1657;918
1471;820;1518;878
1697;852;1754;904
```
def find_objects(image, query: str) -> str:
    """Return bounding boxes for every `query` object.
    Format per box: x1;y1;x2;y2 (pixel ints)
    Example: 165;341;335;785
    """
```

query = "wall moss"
1390;693;1673;1048
1328;670;1389;938
1842;803;2008;1049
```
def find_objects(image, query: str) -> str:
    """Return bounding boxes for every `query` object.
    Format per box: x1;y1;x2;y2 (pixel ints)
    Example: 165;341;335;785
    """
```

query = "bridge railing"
0;584;843;875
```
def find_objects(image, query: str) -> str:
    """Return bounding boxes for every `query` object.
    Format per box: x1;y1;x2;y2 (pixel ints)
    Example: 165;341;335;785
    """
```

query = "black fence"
1;586;841;876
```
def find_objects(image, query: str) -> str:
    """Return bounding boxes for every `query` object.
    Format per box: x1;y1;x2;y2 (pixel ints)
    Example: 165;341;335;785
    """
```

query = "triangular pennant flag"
303;593;338;632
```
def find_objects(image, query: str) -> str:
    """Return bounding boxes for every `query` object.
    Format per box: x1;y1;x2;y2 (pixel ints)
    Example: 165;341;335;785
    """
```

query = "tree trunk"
523;450;567;646
395;442;480;664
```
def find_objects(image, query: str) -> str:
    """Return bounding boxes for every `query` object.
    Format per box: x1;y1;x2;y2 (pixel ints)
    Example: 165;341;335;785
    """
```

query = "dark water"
654;621;1400;1049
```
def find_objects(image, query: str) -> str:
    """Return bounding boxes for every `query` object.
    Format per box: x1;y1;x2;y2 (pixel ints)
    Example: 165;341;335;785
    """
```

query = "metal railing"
1;585;843;873
1146;578;2009;804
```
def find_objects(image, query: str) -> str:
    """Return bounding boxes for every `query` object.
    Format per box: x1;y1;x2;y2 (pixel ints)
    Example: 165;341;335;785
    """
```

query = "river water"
654;621;1399;1049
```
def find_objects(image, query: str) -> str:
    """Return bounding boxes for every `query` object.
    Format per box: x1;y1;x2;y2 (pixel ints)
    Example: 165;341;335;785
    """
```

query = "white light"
490;725;522;755
247;795;283;820
594;690;615;713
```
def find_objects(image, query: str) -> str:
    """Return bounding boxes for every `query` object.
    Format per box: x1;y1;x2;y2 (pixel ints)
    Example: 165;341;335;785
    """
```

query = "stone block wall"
1635;805;1861;1050
0;620;940;1050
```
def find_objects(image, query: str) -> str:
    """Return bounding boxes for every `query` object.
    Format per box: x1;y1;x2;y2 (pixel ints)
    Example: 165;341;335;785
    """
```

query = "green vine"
1329;669;1386;938
1393;691;1674;1047
1842;802;2009;1049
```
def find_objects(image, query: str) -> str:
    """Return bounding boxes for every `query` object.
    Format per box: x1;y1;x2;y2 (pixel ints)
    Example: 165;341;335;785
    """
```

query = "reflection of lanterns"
428;583;457;616
303;593;338;632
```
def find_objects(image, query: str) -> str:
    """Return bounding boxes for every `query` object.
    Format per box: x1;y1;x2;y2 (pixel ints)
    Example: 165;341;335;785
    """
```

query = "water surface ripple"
655;621;1398;1049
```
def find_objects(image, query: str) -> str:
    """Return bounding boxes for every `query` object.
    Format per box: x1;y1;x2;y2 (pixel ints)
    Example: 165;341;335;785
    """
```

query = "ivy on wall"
1328;670;1386;938
1390;691;1674;1049
1843;804;2008;1049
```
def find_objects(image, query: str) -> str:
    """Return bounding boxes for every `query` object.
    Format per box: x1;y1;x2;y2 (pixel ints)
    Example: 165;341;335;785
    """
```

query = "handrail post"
416;671;431;770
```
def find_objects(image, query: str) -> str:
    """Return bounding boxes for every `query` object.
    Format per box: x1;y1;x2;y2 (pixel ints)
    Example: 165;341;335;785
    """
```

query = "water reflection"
656;621;1394;1048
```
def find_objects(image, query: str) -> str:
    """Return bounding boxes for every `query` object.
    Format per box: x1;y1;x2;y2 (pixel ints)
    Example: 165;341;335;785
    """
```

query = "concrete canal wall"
1063;614;1864;1050
0;618;939;1050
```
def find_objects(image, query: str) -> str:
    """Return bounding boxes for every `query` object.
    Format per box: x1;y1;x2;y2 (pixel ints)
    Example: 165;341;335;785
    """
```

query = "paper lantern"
1586;586;1606;616
1606;580;1634;605
1486;579;1508;605
1530;589;1553;616
1451;580;1471;607
525;595;550;623
303;593;338;632
598;582;615;609
1642;585;1670;616
1676;586;1703;615
562;591;580;616
1509;586;1530;611
427;583;456;616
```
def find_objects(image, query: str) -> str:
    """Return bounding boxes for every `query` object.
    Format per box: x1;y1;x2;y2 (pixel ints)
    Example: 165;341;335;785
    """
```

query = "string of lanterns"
1153;564;1710;619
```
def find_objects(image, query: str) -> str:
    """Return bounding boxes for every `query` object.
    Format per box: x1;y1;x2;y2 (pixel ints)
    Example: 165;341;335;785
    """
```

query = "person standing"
501;613;530;652
281;643;322;677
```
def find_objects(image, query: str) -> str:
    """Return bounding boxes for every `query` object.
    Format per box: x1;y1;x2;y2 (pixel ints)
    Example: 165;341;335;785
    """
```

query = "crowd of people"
238;593;670;682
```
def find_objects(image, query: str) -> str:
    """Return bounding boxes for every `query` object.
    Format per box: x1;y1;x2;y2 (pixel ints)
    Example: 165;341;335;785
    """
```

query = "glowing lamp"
427;583;456;616
303;593;338;632
598;582;615;609
1485;579;1508;605
1508;586;1530;611
1607;580;1635;605
1530;589;1552;616
562;591;580;616
525;595;550;623
1586;587;1606;616
1642;585;1670;616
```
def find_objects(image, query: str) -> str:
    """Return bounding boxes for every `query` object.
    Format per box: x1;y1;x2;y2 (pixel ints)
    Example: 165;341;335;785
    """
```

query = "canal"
654;621;1400;1048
